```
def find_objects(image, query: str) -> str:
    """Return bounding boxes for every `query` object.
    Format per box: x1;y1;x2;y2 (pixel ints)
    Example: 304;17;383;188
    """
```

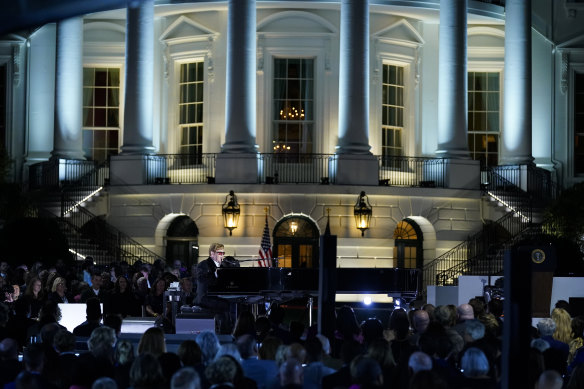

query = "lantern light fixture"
354;191;372;237
222;190;240;236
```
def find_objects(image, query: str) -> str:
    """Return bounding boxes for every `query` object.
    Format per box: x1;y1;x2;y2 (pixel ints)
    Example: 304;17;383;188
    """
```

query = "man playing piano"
195;243;232;332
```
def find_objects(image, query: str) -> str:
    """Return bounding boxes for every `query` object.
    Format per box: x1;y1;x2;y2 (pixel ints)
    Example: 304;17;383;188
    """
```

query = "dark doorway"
393;218;423;269
165;216;198;269
273;215;319;268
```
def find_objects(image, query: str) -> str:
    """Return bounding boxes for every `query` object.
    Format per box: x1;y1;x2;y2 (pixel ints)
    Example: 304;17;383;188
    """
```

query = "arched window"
165;216;198;268
273;215;319;268
393;218;423;269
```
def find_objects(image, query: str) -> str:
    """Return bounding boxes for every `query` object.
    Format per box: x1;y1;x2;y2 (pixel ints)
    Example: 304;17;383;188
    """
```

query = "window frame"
467;69;502;168
81;65;123;162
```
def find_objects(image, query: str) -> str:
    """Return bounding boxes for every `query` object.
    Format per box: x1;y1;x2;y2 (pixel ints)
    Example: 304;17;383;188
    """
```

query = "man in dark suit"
195;243;231;332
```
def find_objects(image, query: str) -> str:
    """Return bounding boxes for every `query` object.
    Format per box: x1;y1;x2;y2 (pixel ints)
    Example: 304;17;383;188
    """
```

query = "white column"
52;17;85;160
336;0;371;155
222;0;258;153
501;0;533;165
121;0;155;155
436;0;469;159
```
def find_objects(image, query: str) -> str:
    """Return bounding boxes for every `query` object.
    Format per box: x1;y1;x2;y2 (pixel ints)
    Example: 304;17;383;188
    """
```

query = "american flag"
258;216;273;267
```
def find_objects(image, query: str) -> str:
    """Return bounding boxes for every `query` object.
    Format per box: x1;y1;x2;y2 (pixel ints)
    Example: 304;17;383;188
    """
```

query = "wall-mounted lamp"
290;221;298;235
354;191;372;237
222;190;240;236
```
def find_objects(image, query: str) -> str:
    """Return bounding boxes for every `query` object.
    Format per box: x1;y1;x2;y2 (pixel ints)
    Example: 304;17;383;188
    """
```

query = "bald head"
536;370;563;389
457;304;474;321
412;310;430;334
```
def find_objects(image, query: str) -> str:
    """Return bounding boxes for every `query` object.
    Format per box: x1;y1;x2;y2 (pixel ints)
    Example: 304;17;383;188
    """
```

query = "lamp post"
222;190;240;236
354;191;372;237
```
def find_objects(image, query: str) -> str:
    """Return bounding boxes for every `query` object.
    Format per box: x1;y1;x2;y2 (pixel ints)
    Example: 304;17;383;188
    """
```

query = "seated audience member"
171;367;201;389
454;304;475;337
196;330;221;366
6;298;36;350
366;338;396;387
0;338;22;386
159;352;183;388
237;334;278;389
138;326;167;357
129;353;165;389
459;347;496;389
113;340;136;389
7;343;58;389
322;340;364;389
53;329;79;389
73;297;103;337
73;326;117;387
535;370;564;389
279;358;303;389
350;355;384;389
302;336;336;389
538;317;570;371
316;334;342;370
408;351;432;374
92;376;118;389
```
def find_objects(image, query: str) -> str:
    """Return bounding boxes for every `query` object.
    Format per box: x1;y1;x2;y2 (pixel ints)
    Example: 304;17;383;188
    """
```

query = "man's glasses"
215;251;225;255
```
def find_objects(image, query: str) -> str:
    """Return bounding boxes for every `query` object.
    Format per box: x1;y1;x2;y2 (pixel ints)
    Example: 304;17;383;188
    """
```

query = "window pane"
107;129;118;149
475;72;487;91
301;59;314;78
83;89;93;106
487;112;499;132
94;130;106;148
95;88;106;106
107;108;119;127
83;68;94;86
196;62;204;81
196;83;203;102
107;89;119;107
188;63;196;82
487;92;499;111
95;69;107;86
274;59;286;78
83;108;93;127
389;86;396;105
94;108;106;127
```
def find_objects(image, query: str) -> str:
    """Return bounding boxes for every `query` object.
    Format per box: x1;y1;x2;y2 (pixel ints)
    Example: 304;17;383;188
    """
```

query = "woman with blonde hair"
47;277;69;304
552;307;573;344
138;326;166;357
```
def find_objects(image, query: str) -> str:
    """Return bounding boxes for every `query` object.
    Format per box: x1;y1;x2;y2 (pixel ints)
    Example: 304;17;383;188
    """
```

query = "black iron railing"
145;154;217;184
259;153;333;184
29;159;102;190
378;156;446;188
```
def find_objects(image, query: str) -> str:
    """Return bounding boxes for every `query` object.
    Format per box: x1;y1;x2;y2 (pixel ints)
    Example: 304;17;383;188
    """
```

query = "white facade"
1;1;583;267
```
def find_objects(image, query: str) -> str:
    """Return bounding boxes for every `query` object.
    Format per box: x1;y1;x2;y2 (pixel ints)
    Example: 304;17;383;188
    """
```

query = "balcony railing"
378;156;446;188
144;153;447;187
146;153;217;184
259;153;333;184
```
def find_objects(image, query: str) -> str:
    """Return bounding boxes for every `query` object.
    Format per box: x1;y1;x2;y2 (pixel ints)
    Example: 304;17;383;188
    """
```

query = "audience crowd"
0;258;583;389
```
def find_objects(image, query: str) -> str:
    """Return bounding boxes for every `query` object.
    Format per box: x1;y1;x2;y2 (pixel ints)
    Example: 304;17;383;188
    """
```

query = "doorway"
273;215;319;268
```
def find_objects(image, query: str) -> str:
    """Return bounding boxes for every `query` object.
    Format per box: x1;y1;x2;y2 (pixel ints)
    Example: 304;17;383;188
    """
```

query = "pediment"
257;11;337;35
374;19;424;47
160;15;217;44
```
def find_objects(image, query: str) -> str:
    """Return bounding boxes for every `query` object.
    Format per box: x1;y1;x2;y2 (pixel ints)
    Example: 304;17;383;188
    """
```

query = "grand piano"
207;267;420;303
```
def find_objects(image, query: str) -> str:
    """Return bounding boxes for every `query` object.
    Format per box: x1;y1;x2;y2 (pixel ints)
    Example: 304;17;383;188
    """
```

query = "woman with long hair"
22;276;45;319
144;278;166;318
109;275;140;317
552;307;573;344
138;326;167;357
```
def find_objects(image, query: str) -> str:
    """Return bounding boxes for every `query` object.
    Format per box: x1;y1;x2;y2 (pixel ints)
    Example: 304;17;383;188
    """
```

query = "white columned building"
216;0;259;184
333;0;378;185
435;0;479;189
436;0;469;159
501;0;533;166
120;0;155;155
110;0;156;185
52;17;84;160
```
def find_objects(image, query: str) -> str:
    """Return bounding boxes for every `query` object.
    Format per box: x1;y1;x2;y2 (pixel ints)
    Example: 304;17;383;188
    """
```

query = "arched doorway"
273;215;319;268
393;218;424;269
165;216;199;268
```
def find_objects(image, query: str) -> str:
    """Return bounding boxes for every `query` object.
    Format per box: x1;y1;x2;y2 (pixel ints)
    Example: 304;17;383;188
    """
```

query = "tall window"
381;64;405;163
273;58;314;157
0;64;6;152
82;67;120;161
574;72;584;175
468;72;500;167
179;62;204;163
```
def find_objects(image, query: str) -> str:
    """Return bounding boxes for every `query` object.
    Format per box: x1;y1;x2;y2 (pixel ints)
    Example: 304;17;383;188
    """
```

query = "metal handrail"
378;156;446;187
